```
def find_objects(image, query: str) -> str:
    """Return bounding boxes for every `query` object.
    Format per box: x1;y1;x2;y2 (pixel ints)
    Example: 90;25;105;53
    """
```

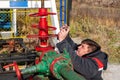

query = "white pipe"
13;9;17;36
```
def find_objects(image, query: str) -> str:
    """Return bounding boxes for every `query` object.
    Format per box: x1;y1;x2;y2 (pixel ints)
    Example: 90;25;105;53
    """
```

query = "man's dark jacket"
56;35;108;80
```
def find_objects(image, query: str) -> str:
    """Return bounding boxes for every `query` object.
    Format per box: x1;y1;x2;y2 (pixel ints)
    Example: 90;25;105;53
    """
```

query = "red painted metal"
27;8;57;52
29;8;56;17
3;62;22;80
35;46;53;52
50;56;66;77
29;76;33;80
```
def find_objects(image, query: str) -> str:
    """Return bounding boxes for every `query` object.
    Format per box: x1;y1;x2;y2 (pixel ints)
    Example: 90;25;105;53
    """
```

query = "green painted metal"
21;49;86;80
21;51;58;75
58;65;86;80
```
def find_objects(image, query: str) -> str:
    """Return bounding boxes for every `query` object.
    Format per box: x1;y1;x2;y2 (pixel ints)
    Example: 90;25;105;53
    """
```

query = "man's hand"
58;24;70;42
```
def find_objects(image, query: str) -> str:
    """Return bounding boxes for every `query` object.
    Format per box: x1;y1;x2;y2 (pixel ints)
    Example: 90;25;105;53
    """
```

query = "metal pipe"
60;0;62;27
41;0;44;8
67;0;72;25
64;0;67;24
0;59;35;63
21;61;47;75
58;66;86;80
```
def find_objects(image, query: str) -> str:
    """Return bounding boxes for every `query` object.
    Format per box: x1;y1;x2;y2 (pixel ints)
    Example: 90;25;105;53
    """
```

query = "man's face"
76;43;92;57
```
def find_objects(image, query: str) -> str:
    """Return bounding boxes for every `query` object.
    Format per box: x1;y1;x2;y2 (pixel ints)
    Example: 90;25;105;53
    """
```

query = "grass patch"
69;16;120;63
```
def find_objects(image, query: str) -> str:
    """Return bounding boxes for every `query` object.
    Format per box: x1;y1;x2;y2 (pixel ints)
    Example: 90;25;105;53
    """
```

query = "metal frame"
0;0;59;39
60;0;67;27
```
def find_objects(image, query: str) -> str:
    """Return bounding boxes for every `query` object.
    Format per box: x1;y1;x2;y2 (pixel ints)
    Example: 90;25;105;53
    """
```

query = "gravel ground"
102;64;120;80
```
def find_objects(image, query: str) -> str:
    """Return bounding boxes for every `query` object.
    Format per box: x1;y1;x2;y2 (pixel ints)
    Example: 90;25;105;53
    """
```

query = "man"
56;25;108;80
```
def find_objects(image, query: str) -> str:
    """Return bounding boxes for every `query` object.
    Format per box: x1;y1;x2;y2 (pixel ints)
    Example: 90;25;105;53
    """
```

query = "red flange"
50;56;66;77
35;46;53;52
29;8;56;17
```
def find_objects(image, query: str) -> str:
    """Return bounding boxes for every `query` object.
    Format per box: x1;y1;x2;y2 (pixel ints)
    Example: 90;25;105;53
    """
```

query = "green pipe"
21;62;48;75
21;50;86;80
58;66;86;80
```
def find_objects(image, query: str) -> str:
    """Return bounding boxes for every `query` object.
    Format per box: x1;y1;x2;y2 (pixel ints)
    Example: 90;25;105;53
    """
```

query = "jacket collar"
82;50;101;57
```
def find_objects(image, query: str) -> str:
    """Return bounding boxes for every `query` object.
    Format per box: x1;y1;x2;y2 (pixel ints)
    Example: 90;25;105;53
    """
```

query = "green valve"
21;50;86;80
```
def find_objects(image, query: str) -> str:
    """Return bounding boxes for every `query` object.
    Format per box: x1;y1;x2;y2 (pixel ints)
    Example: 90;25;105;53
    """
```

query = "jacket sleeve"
56;39;99;78
65;34;78;50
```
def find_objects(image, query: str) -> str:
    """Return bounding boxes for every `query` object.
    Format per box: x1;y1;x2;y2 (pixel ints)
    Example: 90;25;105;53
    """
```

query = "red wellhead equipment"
27;1;57;52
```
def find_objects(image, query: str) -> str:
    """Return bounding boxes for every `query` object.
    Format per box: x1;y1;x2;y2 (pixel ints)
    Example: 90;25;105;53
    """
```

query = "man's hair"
81;39;101;52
